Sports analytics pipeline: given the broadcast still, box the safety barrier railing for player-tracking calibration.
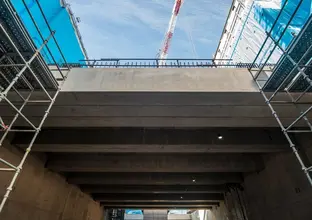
[62,58,274,69]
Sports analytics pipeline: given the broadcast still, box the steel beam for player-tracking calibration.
[48,153,264,173]
[67,172,242,185]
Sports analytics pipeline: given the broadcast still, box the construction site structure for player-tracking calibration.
[1,0,312,219]
[214,0,312,64]
[214,0,248,62]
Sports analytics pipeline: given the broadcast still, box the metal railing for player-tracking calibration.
[62,58,274,69]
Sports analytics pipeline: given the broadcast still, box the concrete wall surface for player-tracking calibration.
[0,140,104,220]
[62,68,257,92]
[243,136,312,220]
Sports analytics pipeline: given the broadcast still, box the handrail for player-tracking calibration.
[60,58,275,69]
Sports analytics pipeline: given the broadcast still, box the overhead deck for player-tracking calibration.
[1,0,312,210]
[2,64,310,209]
[1,0,312,212]
[2,67,312,127]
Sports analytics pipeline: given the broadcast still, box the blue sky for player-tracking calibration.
[67,0,232,59]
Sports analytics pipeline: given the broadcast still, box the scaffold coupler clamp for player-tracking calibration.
[0,117,8,131]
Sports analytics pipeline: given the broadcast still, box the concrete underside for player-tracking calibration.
[1,68,312,219]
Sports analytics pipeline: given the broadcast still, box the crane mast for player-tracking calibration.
[159,0,183,65]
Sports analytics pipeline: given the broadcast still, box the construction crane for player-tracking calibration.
[158,0,184,65]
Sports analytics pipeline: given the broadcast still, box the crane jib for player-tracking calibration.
[174,0,182,15]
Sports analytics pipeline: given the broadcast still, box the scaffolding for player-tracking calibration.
[0,0,69,213]
[248,0,312,185]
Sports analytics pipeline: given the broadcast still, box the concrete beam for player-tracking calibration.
[93,193,224,202]
[101,202,219,209]
[14,128,287,153]
[81,185,226,194]
[105,206,211,209]
[21,144,287,153]
[48,153,264,173]
[3,104,310,118]
[67,172,242,185]
[5,116,304,127]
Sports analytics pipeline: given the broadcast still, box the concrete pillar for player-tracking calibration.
[0,140,104,220]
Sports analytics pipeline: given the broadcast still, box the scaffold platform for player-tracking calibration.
[0,0,59,90]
